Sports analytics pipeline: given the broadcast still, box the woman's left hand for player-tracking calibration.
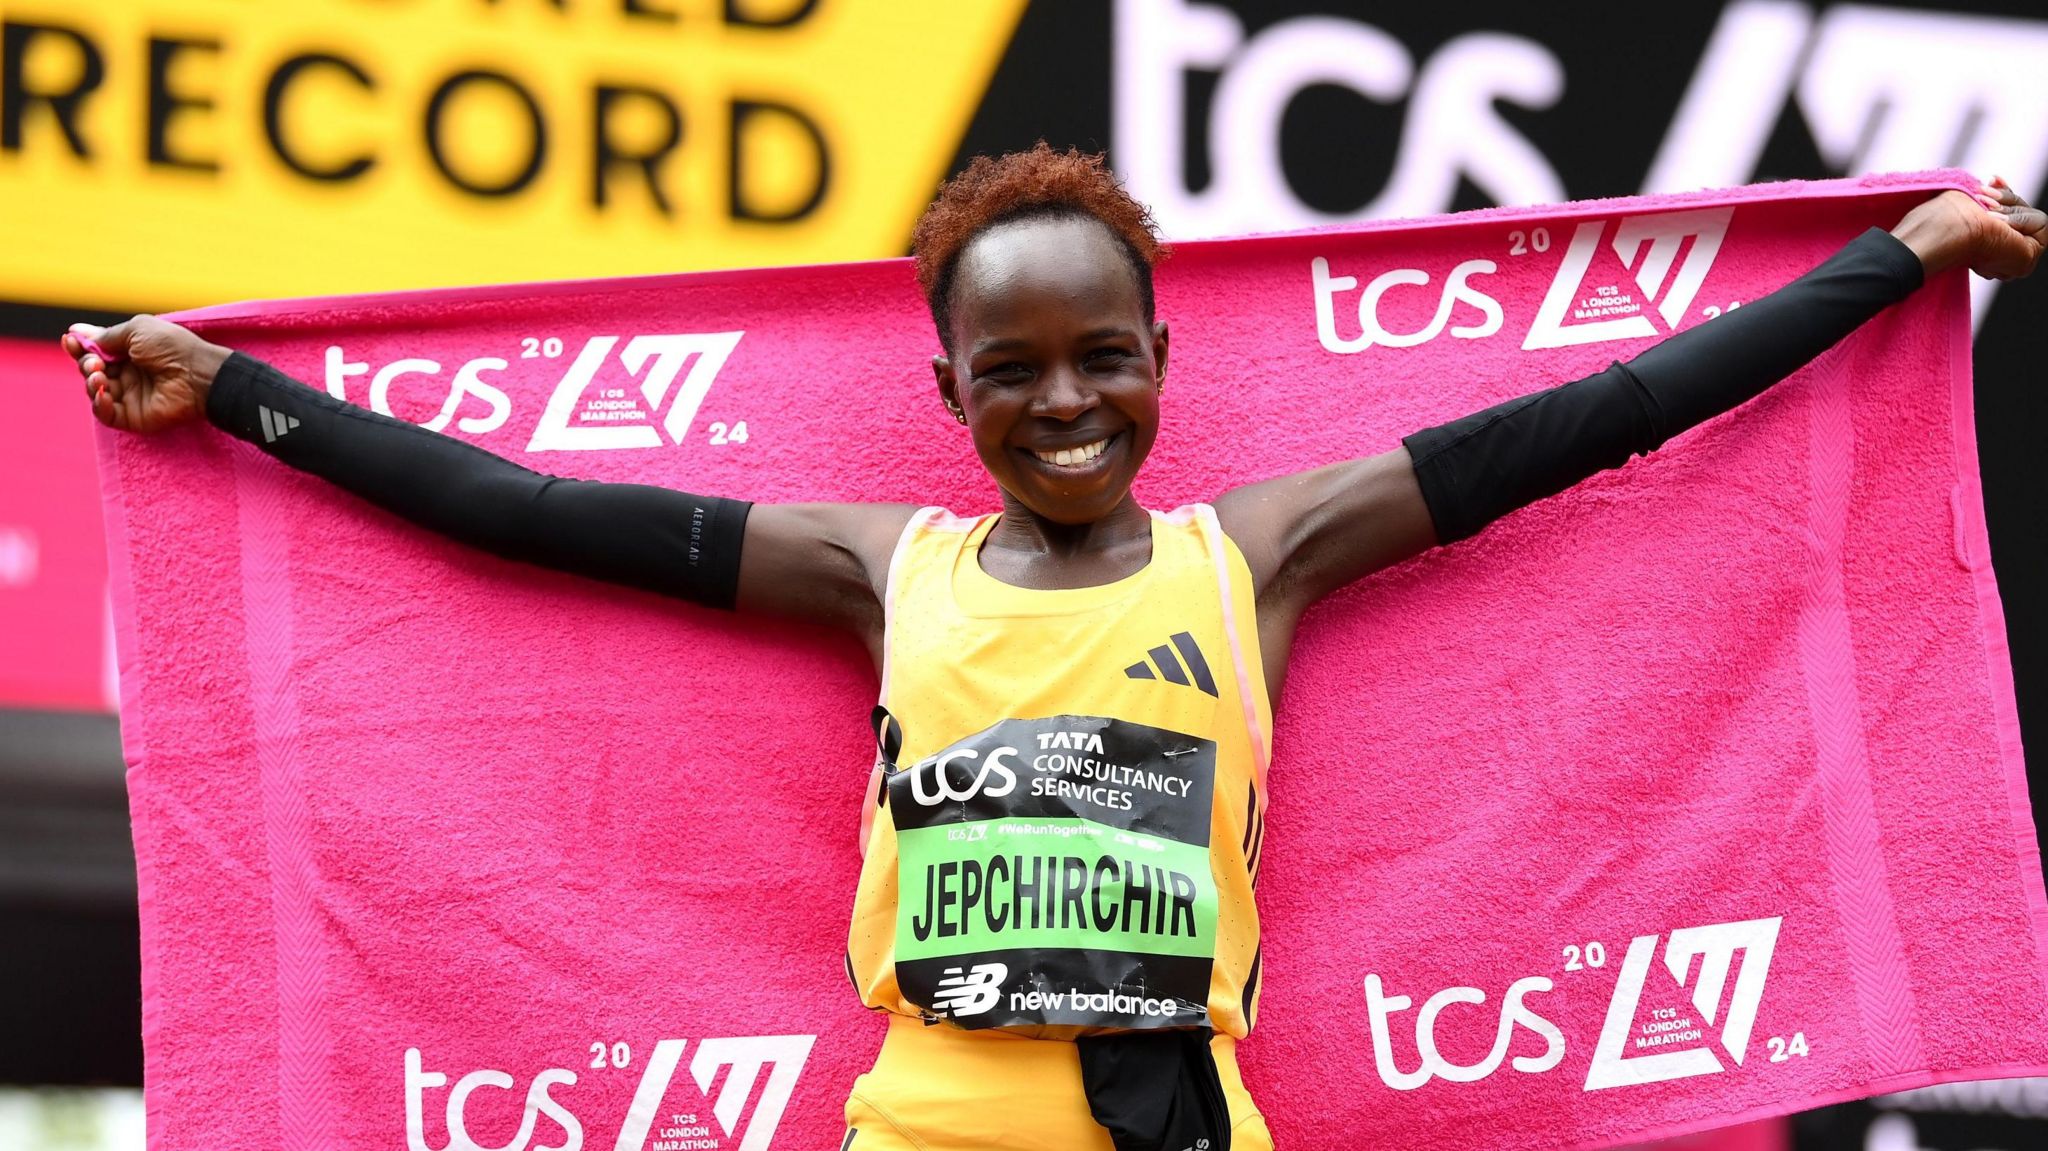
[1969,177,2046,279]
[1891,178,2044,280]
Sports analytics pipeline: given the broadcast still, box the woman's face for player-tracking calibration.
[934,215,1169,526]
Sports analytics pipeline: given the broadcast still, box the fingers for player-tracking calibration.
[62,330,99,379]
[93,368,147,431]
[67,332,112,418]
[89,375,118,429]
[64,323,127,391]
[1997,206,2043,235]
[79,315,153,361]
[61,323,138,426]
[93,318,135,356]
[1981,176,2029,208]
[1976,177,2017,209]
[106,362,135,405]
[1973,178,2044,248]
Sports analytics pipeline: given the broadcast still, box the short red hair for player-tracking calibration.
[911,142,1166,347]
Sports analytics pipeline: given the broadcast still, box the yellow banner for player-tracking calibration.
[0,0,1025,310]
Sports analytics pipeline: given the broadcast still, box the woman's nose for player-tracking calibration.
[1032,365,1097,420]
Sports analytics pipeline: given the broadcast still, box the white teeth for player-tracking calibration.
[1033,437,1110,467]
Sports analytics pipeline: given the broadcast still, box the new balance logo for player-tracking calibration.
[258,405,301,443]
[930,962,1007,1018]
[1124,631,1219,697]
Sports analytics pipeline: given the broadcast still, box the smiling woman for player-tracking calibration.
[936,214,1165,533]
[60,143,2045,1151]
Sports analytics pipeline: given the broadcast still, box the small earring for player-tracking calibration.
[948,405,966,424]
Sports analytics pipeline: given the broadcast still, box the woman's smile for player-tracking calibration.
[1023,430,1121,472]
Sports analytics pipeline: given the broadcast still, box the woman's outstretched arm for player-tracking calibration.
[65,318,911,637]
[1216,183,2043,700]
[1220,183,2044,607]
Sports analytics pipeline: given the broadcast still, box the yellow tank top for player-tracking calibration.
[848,505,1273,1039]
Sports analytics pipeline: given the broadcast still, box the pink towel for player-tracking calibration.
[99,173,2048,1151]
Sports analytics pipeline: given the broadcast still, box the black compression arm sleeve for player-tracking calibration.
[204,352,751,608]
[1401,226,1925,543]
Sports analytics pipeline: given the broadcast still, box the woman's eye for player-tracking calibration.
[1086,349,1133,366]
[979,362,1030,382]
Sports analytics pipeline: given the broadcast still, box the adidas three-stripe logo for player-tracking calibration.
[1124,631,1218,697]
[258,405,300,443]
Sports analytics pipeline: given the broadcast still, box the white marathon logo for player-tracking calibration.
[1362,915,1783,1093]
[930,962,1009,1017]
[404,1034,813,1151]
[1583,916,1781,1090]
[526,334,743,452]
[322,332,744,452]
[1521,208,1732,351]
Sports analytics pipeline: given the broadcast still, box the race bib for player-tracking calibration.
[888,714,1219,1031]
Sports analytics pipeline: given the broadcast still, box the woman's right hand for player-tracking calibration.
[60,316,233,434]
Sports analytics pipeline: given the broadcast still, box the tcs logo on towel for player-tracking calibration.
[404,1034,813,1151]
[1362,915,1783,1093]
[1310,207,1733,355]
[323,332,743,453]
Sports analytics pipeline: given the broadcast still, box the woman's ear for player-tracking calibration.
[933,354,967,424]
[1151,321,1170,387]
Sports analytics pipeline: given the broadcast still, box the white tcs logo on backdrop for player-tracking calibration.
[324,333,745,452]
[1311,207,1733,355]
[1115,0,1566,235]
[1117,0,2048,327]
[405,1034,813,1151]
[1644,2,2048,327]
[1363,916,1784,1093]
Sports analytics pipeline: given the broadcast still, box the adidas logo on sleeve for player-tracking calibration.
[1123,631,1218,697]
[258,405,301,443]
